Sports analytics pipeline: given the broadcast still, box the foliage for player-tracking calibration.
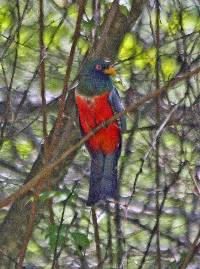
[0,0,200,268]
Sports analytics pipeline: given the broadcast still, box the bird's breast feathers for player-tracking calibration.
[75,91,121,154]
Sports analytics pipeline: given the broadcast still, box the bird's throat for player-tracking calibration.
[77,75,113,97]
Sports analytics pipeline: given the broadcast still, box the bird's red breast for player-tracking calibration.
[75,91,120,154]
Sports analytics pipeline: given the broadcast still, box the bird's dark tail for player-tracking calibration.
[86,149,120,206]
[86,152,104,206]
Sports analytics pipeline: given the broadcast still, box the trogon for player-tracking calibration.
[75,59,126,206]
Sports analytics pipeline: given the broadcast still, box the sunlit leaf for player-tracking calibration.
[118,33,142,60]
[67,3,78,19]
[161,56,179,79]
[168,11,180,35]
[0,5,12,31]
[27,241,40,253]
[134,48,156,69]
[162,132,180,147]
[16,140,33,159]
[78,37,89,55]
[182,10,200,33]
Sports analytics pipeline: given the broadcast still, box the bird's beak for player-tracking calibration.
[103,66,116,76]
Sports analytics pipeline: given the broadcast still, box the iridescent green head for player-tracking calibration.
[77,59,116,96]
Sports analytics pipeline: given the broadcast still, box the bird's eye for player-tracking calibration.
[95,64,102,71]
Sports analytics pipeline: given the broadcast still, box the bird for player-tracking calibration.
[75,59,126,206]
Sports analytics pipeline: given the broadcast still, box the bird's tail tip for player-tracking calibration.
[86,192,117,207]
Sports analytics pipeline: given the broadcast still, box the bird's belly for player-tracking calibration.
[76,92,120,154]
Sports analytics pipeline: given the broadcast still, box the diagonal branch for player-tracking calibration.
[179,228,200,269]
[0,66,199,209]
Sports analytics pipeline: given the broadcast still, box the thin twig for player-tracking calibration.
[13,2,69,122]
[179,228,200,269]
[137,162,186,269]
[106,202,113,267]
[126,100,183,208]
[155,1,161,267]
[91,207,102,268]
[39,0,48,148]
[0,0,30,60]
[51,183,77,269]
[0,0,21,148]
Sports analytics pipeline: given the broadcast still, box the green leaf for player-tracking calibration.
[78,37,89,55]
[27,241,40,253]
[39,191,57,201]
[16,140,33,159]
[0,140,12,158]
[168,11,180,35]
[0,5,12,31]
[47,77,63,92]
[71,231,90,249]
[118,33,142,60]
[45,223,67,250]
[134,48,156,69]
[161,56,179,79]
[82,18,95,31]
[68,3,78,19]
[162,132,180,147]
[119,5,129,17]
[182,10,200,33]
[47,224,57,250]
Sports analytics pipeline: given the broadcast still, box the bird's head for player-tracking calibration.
[78,59,116,96]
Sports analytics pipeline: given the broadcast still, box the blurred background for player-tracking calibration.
[0,0,200,268]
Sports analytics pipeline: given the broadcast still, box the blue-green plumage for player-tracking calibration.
[77,59,113,96]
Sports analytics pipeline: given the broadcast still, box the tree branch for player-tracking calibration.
[0,66,199,209]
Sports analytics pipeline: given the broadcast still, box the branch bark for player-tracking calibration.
[179,228,200,269]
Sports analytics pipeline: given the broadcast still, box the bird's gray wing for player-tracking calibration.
[108,86,126,132]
